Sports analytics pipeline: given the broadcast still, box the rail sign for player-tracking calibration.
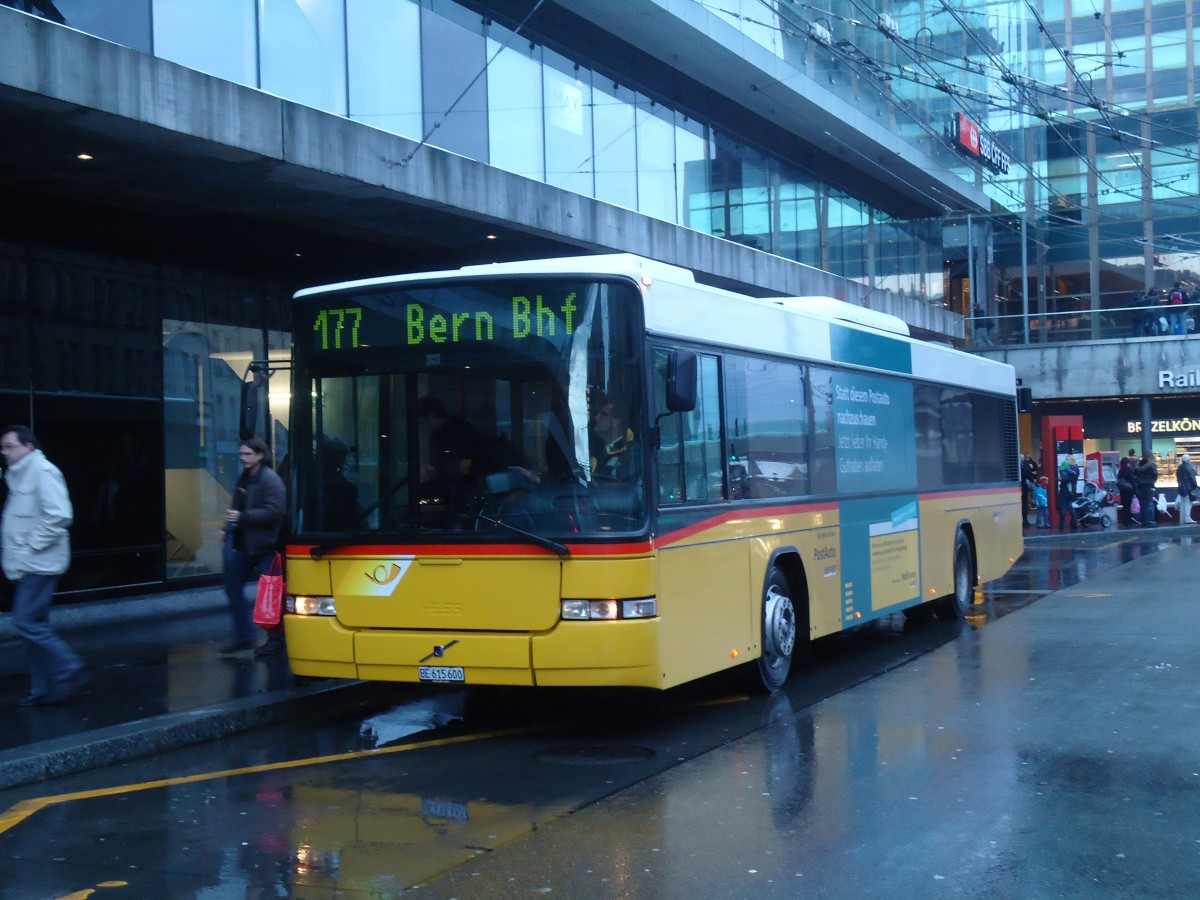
[948,113,1011,175]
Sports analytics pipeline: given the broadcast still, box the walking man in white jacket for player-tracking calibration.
[1,425,88,706]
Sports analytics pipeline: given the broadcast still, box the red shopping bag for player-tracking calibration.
[253,553,285,627]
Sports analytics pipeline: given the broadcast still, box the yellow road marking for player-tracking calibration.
[0,693,748,837]
[51,882,128,900]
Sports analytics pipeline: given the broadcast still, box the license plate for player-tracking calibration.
[419,665,465,683]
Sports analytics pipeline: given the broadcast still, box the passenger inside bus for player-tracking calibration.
[417,395,485,520]
[319,437,360,531]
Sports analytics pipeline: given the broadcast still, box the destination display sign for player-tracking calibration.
[303,281,621,358]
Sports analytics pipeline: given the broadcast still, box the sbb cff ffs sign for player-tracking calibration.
[948,113,1011,175]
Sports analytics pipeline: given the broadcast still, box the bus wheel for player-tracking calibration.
[756,564,797,692]
[934,531,973,621]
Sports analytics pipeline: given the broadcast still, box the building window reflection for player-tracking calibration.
[260,0,346,115]
[347,0,422,137]
[153,0,255,84]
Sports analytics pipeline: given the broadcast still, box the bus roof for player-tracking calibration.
[294,253,1013,394]
[293,253,693,299]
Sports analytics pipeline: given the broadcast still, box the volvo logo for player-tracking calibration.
[420,641,459,663]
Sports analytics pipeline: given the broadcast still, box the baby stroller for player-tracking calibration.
[1071,481,1115,529]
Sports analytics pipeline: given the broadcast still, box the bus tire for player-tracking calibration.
[934,531,974,621]
[754,564,798,692]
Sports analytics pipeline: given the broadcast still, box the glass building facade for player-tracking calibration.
[44,0,953,308]
[44,0,1198,335]
[713,0,1198,339]
[0,242,290,592]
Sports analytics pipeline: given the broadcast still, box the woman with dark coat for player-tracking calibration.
[1133,452,1159,527]
[220,439,286,654]
[1115,456,1135,526]
[1056,454,1080,530]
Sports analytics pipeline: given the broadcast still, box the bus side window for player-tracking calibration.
[734,356,807,499]
[654,349,723,503]
[807,366,837,494]
[683,354,723,501]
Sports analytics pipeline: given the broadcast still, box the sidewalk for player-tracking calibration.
[0,587,384,790]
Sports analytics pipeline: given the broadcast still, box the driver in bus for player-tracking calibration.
[589,388,637,482]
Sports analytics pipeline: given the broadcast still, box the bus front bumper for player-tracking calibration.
[283,615,663,689]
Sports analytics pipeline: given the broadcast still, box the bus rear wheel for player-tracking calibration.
[755,564,798,692]
[934,531,974,621]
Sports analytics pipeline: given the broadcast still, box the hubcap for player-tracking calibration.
[955,550,971,610]
[764,586,797,659]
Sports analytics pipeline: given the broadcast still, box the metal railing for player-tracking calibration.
[969,303,1198,348]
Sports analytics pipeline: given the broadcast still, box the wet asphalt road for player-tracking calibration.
[0,527,1194,898]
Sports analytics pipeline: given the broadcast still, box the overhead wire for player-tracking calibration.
[396,0,546,168]
[743,0,1198,261]
[799,0,1197,217]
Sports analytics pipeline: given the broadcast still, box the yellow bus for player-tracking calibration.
[282,254,1022,692]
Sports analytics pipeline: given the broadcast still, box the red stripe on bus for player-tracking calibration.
[286,541,654,558]
[657,501,837,547]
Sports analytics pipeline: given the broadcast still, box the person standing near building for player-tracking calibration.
[1134,451,1159,527]
[1176,453,1197,524]
[1115,455,1135,526]
[1034,476,1051,529]
[1,425,88,706]
[220,438,286,654]
[1056,454,1080,530]
[972,303,995,346]
[1020,453,1039,527]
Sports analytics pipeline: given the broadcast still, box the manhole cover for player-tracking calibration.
[535,745,656,766]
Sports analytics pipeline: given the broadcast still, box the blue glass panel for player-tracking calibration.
[543,49,592,196]
[636,97,676,223]
[153,0,254,83]
[675,116,709,228]
[420,2,487,160]
[593,79,637,208]
[347,0,421,138]
[58,0,151,52]
[487,29,544,180]
[260,0,346,115]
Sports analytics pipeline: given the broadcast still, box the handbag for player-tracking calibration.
[253,552,285,627]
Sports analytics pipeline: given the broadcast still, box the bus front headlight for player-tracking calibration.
[288,595,337,616]
[560,598,656,620]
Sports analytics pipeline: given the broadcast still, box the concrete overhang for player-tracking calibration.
[976,338,1200,401]
[0,5,961,337]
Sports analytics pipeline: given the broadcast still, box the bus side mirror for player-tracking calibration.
[666,350,697,412]
[239,376,259,441]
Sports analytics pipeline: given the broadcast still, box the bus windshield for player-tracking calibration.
[291,276,646,542]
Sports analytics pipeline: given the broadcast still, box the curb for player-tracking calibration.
[0,679,396,792]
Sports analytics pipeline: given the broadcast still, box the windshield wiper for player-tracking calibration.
[474,514,571,558]
[308,527,410,559]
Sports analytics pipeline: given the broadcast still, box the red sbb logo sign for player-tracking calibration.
[948,113,1010,175]
[957,114,981,154]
